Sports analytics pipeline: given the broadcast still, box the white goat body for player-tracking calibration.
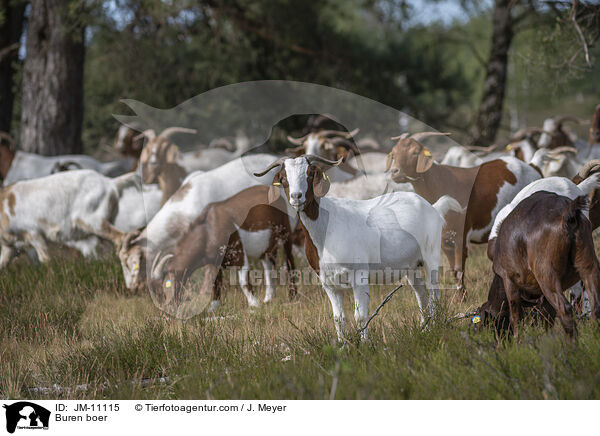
[5,151,135,184]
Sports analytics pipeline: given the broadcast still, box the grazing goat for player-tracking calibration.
[119,153,279,297]
[0,170,126,267]
[0,133,135,185]
[485,191,600,339]
[113,173,163,233]
[385,131,541,298]
[254,155,462,341]
[149,185,297,309]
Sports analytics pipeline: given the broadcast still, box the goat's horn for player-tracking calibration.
[554,115,587,127]
[452,309,478,320]
[547,146,578,156]
[463,144,500,154]
[391,132,410,141]
[287,134,309,145]
[253,157,288,177]
[121,229,142,250]
[409,132,451,142]
[151,252,174,280]
[134,129,156,141]
[317,128,359,139]
[578,159,600,179]
[159,127,197,138]
[306,155,343,167]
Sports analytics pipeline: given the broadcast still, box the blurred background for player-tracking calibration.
[1,0,598,156]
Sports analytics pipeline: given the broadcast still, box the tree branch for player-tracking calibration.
[358,284,403,333]
[570,0,592,67]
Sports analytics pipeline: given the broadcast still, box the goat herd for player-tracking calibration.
[1,105,600,343]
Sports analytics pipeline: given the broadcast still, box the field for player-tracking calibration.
[2,241,600,401]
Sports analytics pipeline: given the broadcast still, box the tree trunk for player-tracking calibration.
[20,0,85,155]
[0,0,26,133]
[471,0,514,146]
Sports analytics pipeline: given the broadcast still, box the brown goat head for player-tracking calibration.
[385,132,450,183]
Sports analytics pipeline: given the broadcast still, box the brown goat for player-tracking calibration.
[148,185,297,309]
[485,191,600,339]
[386,131,541,298]
[114,124,145,159]
[138,128,195,205]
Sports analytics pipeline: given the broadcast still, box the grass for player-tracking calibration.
[2,242,600,400]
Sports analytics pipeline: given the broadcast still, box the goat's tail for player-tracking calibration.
[432,195,464,222]
[577,172,600,196]
[113,172,142,196]
[563,195,589,233]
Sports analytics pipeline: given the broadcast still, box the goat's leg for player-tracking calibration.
[26,233,50,264]
[207,268,222,313]
[503,278,522,340]
[539,279,576,339]
[424,257,441,316]
[322,280,346,343]
[238,254,259,308]
[406,270,429,326]
[352,284,370,342]
[283,240,297,301]
[0,244,15,269]
[579,268,600,329]
[261,257,276,303]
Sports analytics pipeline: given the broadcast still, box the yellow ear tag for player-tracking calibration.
[505,144,512,151]
[165,279,172,288]
[472,315,481,324]
[323,173,330,182]
[133,263,139,271]
[423,149,431,157]
[272,182,281,186]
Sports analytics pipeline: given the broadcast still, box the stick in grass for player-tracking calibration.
[358,284,403,333]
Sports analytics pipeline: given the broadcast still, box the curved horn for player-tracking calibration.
[0,131,15,151]
[306,155,343,167]
[134,129,156,142]
[317,127,359,139]
[451,309,478,320]
[409,131,451,142]
[151,252,174,280]
[554,115,587,127]
[391,132,410,141]
[578,159,600,179]
[120,229,142,252]
[159,127,197,138]
[462,143,500,154]
[547,146,578,156]
[287,134,309,145]
[253,157,288,177]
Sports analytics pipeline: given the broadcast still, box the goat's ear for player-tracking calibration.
[416,148,433,173]
[312,167,330,197]
[268,173,282,203]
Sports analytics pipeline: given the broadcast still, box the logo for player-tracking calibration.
[3,402,50,434]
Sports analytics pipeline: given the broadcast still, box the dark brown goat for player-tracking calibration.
[147,185,297,309]
[483,191,600,339]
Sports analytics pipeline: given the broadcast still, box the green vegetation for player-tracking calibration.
[2,243,600,400]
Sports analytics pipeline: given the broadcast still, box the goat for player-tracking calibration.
[137,127,199,205]
[149,185,297,310]
[0,133,135,185]
[254,155,462,341]
[0,169,126,267]
[114,123,145,159]
[537,115,587,151]
[385,131,541,298]
[484,192,600,339]
[112,173,163,233]
[118,153,280,297]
